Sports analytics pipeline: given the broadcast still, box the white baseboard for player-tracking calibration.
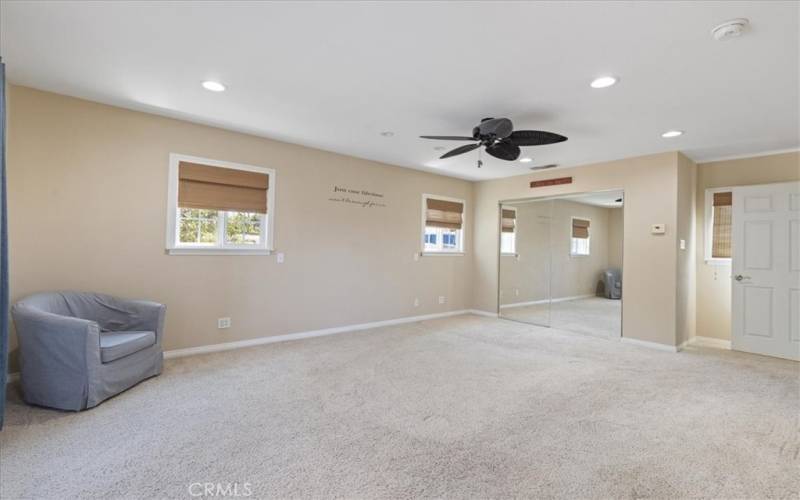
[164,309,472,359]
[620,337,679,352]
[499,294,595,310]
[690,336,732,350]
[468,309,498,318]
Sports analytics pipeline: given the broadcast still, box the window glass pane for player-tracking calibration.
[501,232,515,254]
[571,237,590,255]
[225,211,262,245]
[442,230,457,248]
[424,227,438,251]
[179,208,218,245]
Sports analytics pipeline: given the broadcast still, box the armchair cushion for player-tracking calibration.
[100,331,155,363]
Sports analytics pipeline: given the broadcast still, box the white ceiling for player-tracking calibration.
[1,1,798,180]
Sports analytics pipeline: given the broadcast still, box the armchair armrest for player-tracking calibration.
[11,305,101,410]
[119,299,166,345]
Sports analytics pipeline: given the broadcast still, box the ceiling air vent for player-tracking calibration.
[530,164,558,171]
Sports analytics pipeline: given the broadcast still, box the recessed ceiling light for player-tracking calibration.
[661,130,684,138]
[380,131,394,137]
[519,157,533,163]
[590,76,618,89]
[201,81,226,92]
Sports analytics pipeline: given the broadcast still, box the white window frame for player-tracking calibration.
[166,153,276,255]
[500,206,517,256]
[421,193,466,256]
[569,216,591,257]
[704,186,733,265]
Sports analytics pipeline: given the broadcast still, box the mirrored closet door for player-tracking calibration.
[498,191,624,339]
[498,198,553,327]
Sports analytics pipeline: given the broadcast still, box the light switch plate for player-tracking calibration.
[680,239,686,250]
[276,252,285,263]
[218,317,231,329]
[651,224,666,234]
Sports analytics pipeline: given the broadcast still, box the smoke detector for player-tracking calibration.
[711,18,749,41]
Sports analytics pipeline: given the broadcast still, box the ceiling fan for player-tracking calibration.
[421,117,567,167]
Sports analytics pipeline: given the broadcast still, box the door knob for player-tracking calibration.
[734,274,751,282]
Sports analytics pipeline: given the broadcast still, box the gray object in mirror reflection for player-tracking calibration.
[11,291,165,411]
[603,269,622,299]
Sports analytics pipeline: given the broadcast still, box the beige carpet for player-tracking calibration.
[2,314,798,499]
[501,296,622,338]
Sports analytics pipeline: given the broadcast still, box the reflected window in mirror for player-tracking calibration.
[501,207,517,255]
[570,217,591,256]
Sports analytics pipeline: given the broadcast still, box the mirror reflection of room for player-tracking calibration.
[499,190,623,338]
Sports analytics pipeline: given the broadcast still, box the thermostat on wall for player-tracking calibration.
[651,224,666,234]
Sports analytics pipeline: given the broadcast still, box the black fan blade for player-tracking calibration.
[477,118,513,139]
[486,141,521,161]
[440,143,480,159]
[420,135,475,141]
[508,130,568,146]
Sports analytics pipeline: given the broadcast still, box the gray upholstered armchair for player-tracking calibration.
[11,291,165,411]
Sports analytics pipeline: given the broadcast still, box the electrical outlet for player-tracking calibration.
[515,288,519,297]
[276,252,285,264]
[413,297,420,307]
[438,296,446,304]
[218,317,231,329]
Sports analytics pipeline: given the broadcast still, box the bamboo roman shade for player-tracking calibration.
[501,209,516,233]
[572,218,590,239]
[712,191,732,258]
[178,161,269,214]
[425,198,464,230]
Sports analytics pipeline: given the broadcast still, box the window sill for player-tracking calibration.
[421,252,465,257]
[167,247,272,256]
[570,253,590,258]
[501,253,518,257]
[705,258,731,266]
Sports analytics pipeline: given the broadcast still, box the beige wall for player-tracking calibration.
[695,151,800,340]
[499,199,614,305]
[608,207,623,270]
[12,85,792,356]
[6,86,474,364]
[474,152,682,347]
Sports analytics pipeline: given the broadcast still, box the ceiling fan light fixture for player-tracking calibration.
[590,76,618,89]
[519,157,533,163]
[661,130,684,138]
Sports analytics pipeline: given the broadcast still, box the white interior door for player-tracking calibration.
[731,181,800,361]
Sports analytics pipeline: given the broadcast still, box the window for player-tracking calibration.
[570,217,590,256]
[705,188,732,262]
[422,195,465,254]
[167,154,275,255]
[500,207,516,255]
